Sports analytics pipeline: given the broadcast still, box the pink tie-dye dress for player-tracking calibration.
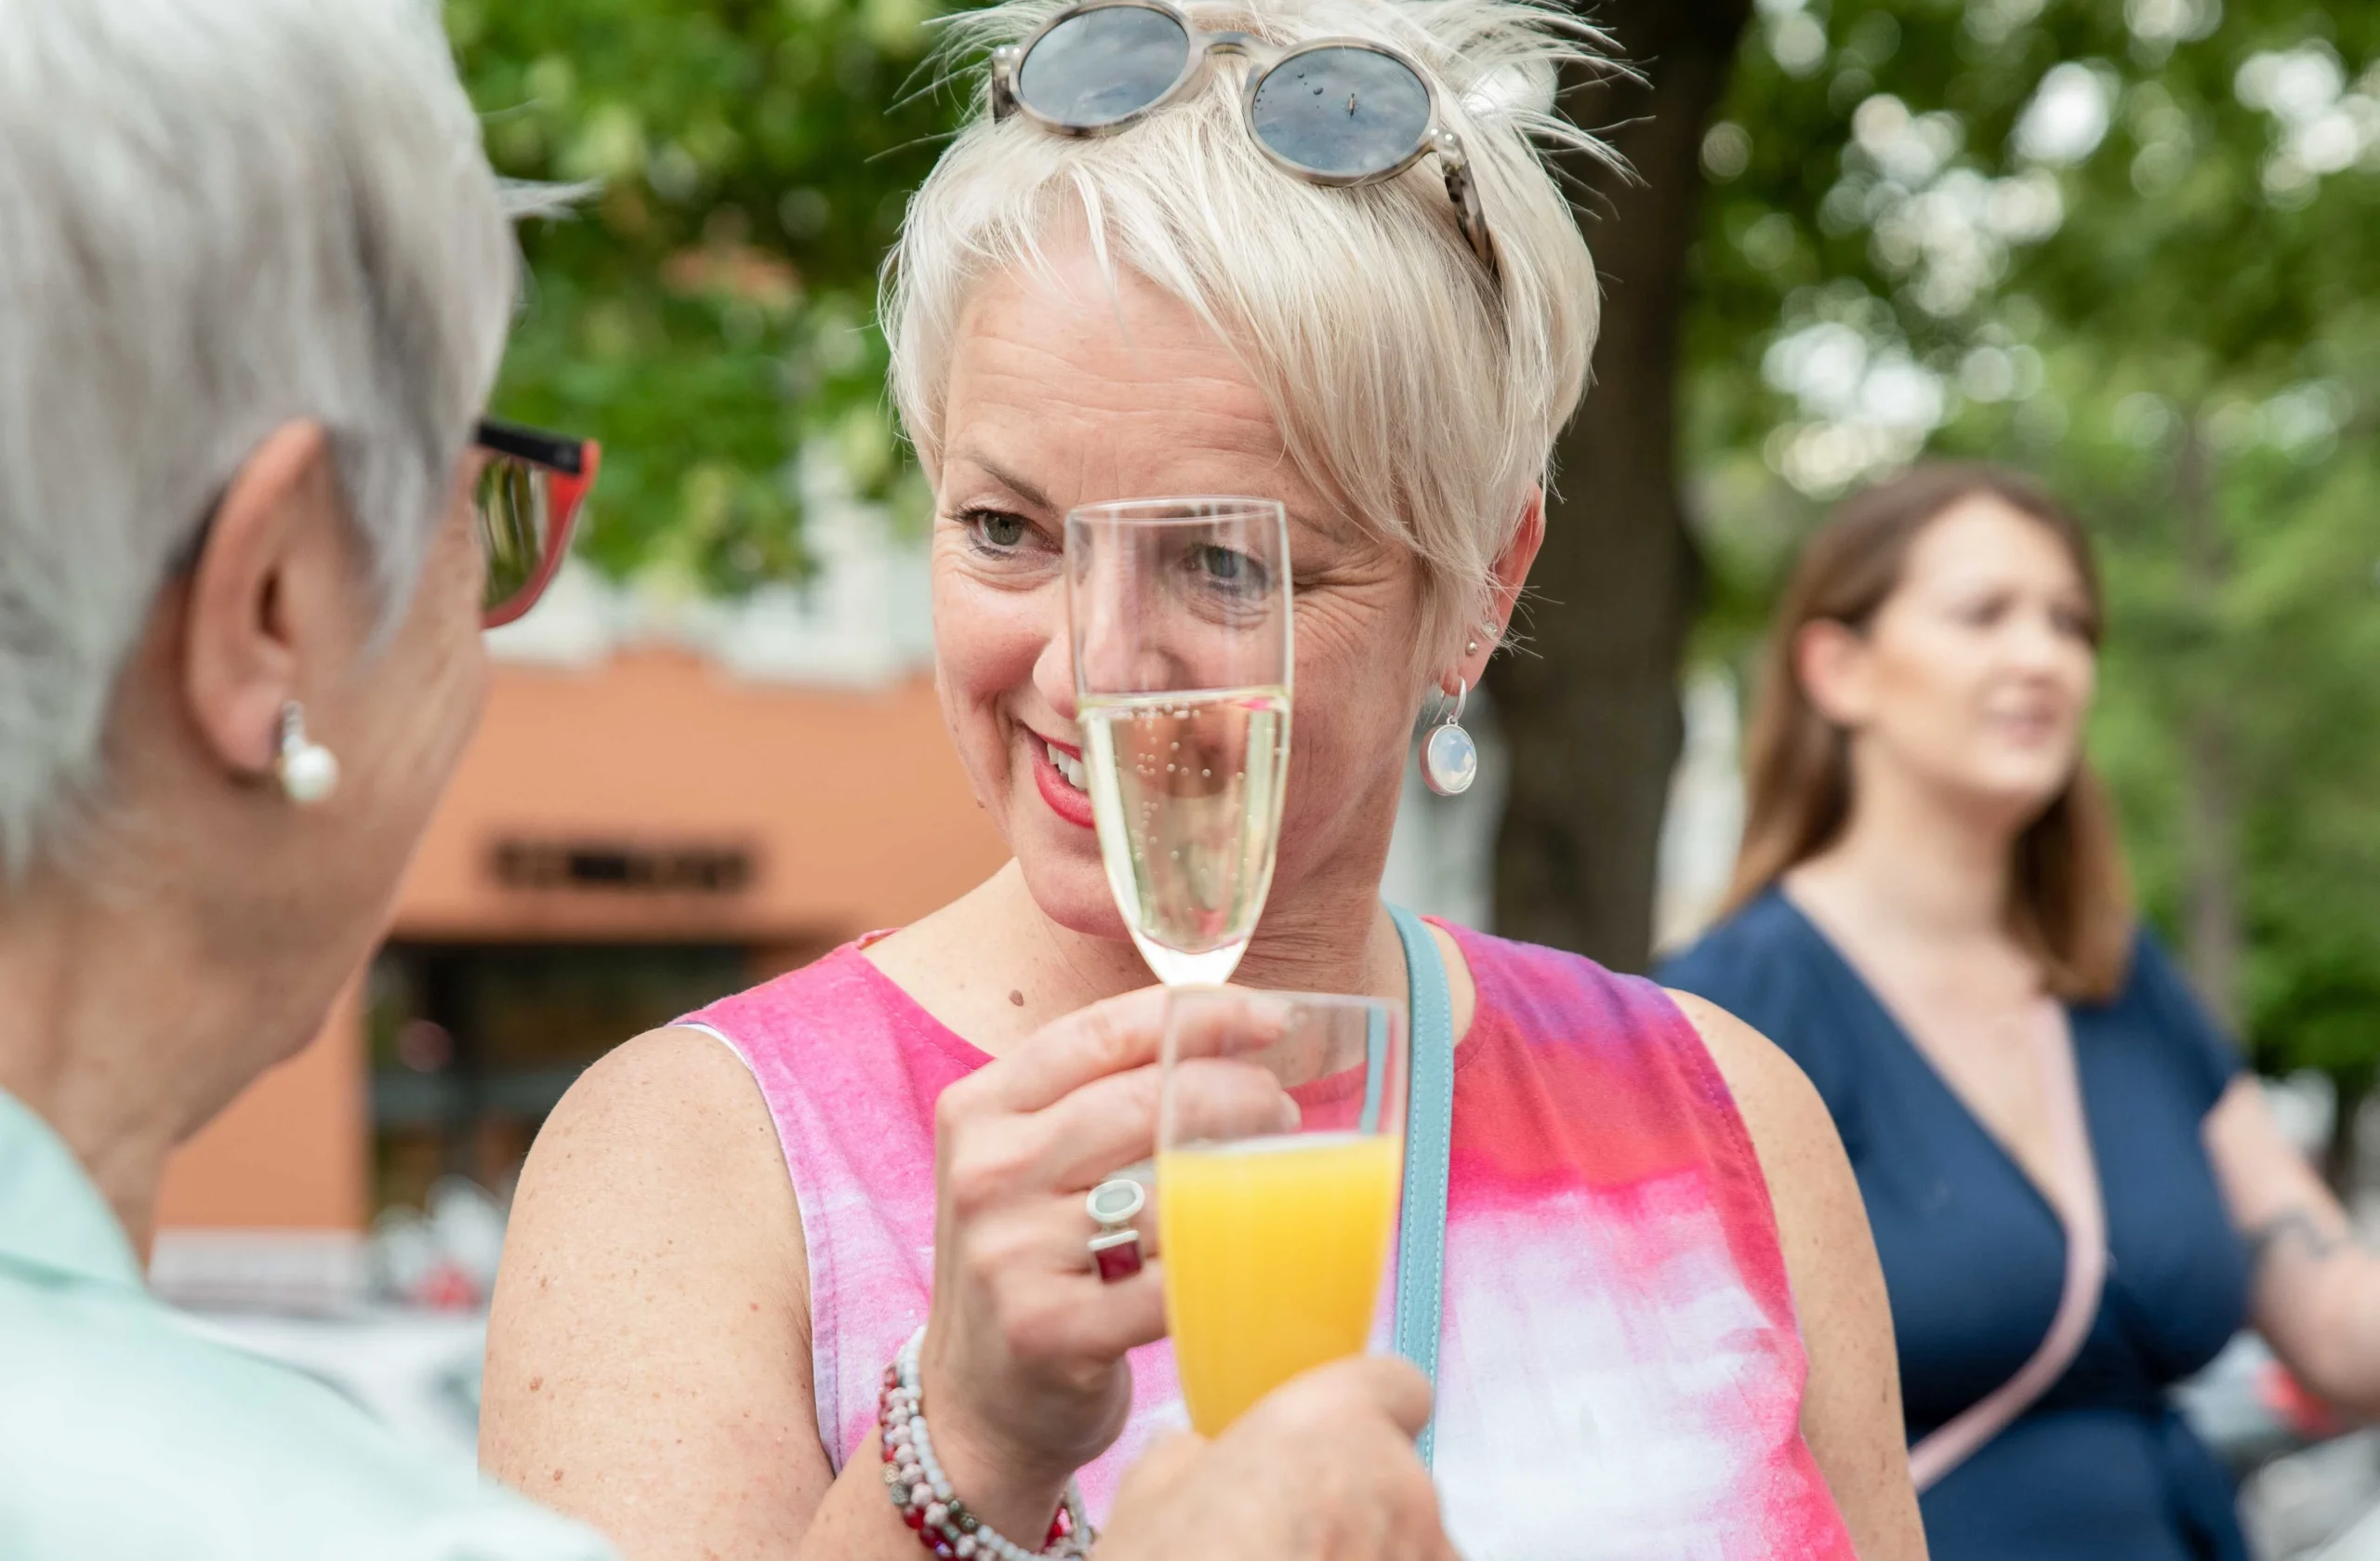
[680,919,1854,1559]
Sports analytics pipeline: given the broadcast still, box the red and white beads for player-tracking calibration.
[878,1327,1092,1561]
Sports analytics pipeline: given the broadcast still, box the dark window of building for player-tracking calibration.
[364,942,785,1215]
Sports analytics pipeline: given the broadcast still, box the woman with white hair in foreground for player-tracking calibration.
[0,0,1452,1556]
[482,0,1929,1556]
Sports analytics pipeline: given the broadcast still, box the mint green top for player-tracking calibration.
[0,1088,615,1560]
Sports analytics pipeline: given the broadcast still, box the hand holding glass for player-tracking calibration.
[1157,988,1408,1434]
[1067,498,1293,986]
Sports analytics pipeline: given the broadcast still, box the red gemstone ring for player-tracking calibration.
[1086,1178,1146,1283]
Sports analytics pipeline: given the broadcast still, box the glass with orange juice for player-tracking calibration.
[1157,989,1408,1434]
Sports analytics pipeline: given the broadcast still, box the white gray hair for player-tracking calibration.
[884,0,1607,681]
[0,0,522,877]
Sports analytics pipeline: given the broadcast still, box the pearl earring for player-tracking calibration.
[273,701,340,805]
[1421,677,1478,797]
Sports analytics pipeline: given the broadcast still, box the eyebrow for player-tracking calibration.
[943,443,1354,550]
[946,448,1056,516]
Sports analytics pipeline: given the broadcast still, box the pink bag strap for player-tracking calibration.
[1907,1004,2106,1492]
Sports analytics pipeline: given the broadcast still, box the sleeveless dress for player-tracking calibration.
[681,919,1854,1559]
[1661,889,2251,1561]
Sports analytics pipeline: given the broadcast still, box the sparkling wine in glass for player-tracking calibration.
[1067,497,1293,986]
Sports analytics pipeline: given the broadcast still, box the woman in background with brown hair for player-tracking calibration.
[1663,462,2380,1561]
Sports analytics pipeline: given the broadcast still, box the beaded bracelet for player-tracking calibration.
[879,1327,1094,1561]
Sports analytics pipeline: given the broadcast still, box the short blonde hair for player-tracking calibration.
[883,0,1606,679]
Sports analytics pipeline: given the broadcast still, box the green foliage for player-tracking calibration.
[445,0,957,593]
[446,0,2380,1081]
[1687,0,2380,1078]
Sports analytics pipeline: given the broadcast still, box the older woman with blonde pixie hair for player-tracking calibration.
[0,0,1459,1554]
[481,0,1926,1555]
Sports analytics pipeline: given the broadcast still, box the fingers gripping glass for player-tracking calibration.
[990,0,1495,274]
[475,419,600,628]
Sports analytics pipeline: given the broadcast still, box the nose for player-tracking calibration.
[1035,599,1078,726]
[2003,602,2086,681]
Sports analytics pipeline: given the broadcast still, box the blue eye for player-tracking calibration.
[1190,544,1268,592]
[956,507,1034,553]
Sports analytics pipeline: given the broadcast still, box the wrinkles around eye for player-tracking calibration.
[945,506,1059,570]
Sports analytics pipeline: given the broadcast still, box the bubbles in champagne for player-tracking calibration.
[1081,687,1291,986]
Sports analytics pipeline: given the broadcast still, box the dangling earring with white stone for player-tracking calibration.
[1421,677,1478,797]
[273,701,340,805]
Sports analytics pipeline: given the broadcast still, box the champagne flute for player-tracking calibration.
[1157,988,1409,1434]
[1066,497,1293,986]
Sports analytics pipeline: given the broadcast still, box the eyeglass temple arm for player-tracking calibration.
[1433,129,1497,276]
[990,46,1021,120]
[477,417,588,475]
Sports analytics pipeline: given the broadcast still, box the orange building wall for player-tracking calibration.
[157,653,1008,1232]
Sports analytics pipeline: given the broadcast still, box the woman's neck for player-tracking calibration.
[1789,762,2018,948]
[0,871,262,1260]
[871,850,1408,1059]
[0,897,168,1256]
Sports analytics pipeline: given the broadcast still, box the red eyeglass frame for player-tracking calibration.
[475,417,602,629]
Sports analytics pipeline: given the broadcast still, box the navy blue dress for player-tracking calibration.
[1660,888,2253,1561]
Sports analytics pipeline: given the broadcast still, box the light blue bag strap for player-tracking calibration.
[1386,903,1454,1470]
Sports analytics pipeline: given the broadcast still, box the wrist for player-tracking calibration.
[887,1330,1089,1557]
[921,1409,1075,1544]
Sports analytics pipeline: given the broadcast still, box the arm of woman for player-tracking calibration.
[480,1028,900,1560]
[1670,991,1930,1561]
[2206,1075,2380,1416]
[483,990,1298,1561]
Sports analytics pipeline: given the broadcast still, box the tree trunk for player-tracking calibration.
[2175,417,2242,1030]
[1488,0,1752,971]
[2325,1067,2369,1197]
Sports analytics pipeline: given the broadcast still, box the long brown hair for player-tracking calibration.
[1723,463,2134,1001]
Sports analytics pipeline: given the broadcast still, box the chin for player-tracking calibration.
[1959,766,2077,828]
[1014,846,1132,943]
[1004,793,1131,940]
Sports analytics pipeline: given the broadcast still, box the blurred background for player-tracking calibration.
[153,0,2380,1553]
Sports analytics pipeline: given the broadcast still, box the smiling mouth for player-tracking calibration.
[1991,709,2065,740]
[1043,737,1088,790]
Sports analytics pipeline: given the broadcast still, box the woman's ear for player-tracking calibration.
[179,420,346,780]
[1794,617,1872,731]
[1449,488,1545,692]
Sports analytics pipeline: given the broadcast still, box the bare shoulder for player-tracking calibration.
[1665,990,1928,1560]
[1663,987,1865,1330]
[492,1025,804,1293]
[481,1026,826,1554]
[524,1024,790,1191]
[1665,989,1841,1195]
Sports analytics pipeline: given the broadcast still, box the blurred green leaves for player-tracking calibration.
[446,0,959,593]
[1685,0,2380,1078]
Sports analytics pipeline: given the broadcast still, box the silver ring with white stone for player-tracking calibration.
[1085,1178,1146,1283]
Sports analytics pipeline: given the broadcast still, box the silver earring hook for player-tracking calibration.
[1442,676,1468,727]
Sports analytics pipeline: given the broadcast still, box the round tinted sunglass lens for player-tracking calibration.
[1250,46,1432,179]
[1017,5,1191,128]
[476,459,549,615]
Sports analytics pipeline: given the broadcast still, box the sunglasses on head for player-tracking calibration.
[473,418,600,628]
[990,0,1496,275]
